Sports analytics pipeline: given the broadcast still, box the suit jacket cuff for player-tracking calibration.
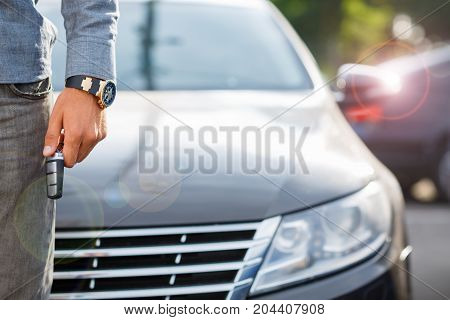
[65,38,116,81]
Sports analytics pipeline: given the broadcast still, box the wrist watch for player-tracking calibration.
[65,75,117,109]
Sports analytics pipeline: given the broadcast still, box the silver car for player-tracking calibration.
[39,0,409,300]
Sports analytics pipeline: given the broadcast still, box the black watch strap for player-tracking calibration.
[65,75,104,96]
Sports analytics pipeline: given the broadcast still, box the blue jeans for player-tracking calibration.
[0,79,55,299]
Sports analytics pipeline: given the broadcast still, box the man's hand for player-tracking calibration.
[42,88,107,167]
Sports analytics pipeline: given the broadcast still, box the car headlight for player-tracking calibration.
[250,181,391,295]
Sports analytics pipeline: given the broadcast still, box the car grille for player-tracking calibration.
[51,217,280,299]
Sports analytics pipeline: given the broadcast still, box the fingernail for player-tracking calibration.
[43,146,52,155]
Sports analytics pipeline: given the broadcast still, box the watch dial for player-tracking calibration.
[102,81,117,107]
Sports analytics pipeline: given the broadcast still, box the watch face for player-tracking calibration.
[101,81,117,107]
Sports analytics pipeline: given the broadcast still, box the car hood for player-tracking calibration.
[56,90,376,229]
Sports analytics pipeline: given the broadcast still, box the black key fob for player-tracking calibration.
[46,150,64,199]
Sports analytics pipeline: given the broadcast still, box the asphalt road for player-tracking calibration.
[405,202,450,299]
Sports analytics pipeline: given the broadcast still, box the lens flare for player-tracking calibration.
[380,70,403,94]
[353,41,430,121]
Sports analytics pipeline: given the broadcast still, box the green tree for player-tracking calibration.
[339,0,392,65]
[272,0,449,76]
[272,0,343,75]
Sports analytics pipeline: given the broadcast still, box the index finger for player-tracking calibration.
[63,133,82,168]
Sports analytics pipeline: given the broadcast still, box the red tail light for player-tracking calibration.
[345,104,383,123]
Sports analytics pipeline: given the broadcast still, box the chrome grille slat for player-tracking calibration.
[54,258,262,280]
[55,223,261,239]
[51,280,252,300]
[51,217,281,299]
[54,239,268,258]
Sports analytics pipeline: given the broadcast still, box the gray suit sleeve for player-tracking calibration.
[61,0,119,80]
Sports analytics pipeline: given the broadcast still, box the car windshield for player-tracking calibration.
[45,1,313,91]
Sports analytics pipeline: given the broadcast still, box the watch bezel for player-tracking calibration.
[99,80,117,108]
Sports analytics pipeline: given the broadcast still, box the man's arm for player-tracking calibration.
[43,0,119,167]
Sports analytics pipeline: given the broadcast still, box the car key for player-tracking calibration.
[46,149,64,199]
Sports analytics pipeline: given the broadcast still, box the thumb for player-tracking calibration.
[43,111,63,157]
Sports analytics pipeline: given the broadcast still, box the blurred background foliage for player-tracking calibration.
[271,0,450,76]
